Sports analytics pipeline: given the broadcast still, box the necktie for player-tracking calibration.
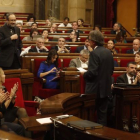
[130,77,134,84]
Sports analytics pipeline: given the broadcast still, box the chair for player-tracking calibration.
[3,78,38,116]
[63,58,72,68]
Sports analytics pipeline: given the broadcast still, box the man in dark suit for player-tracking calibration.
[126,39,140,54]
[67,21,83,38]
[51,37,70,53]
[110,22,126,35]
[0,13,23,70]
[116,62,140,84]
[29,38,48,53]
[75,37,92,53]
[83,30,114,126]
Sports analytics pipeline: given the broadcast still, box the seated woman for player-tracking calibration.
[68,31,78,42]
[107,40,118,55]
[114,31,127,43]
[0,68,26,136]
[37,50,60,89]
[77,19,84,27]
[42,29,49,42]
[135,52,140,68]
[25,14,36,26]
[22,28,40,41]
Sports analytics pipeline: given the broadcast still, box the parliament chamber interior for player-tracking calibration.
[0,0,140,140]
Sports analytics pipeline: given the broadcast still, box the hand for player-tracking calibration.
[50,67,57,73]
[40,46,49,51]
[64,47,69,53]
[88,45,93,52]
[10,83,18,98]
[136,72,140,81]
[11,34,18,40]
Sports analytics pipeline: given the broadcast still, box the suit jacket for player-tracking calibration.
[83,46,114,98]
[51,46,70,53]
[110,29,126,35]
[67,29,83,34]
[69,57,88,68]
[126,49,139,54]
[75,46,87,53]
[0,24,22,67]
[116,73,129,83]
[29,46,48,53]
[116,73,140,85]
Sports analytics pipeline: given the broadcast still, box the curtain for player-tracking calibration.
[106,0,114,27]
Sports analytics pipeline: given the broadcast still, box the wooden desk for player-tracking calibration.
[51,116,140,140]
[0,130,31,140]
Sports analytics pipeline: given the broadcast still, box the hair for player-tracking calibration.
[108,39,115,44]
[64,17,69,21]
[78,18,84,23]
[58,37,66,42]
[16,23,22,26]
[80,49,90,55]
[36,37,44,42]
[89,30,104,45]
[135,52,140,56]
[94,24,102,31]
[115,31,125,42]
[30,28,40,37]
[6,13,15,20]
[115,22,122,29]
[31,22,38,27]
[72,21,78,25]
[27,15,36,22]
[0,67,3,76]
[127,61,136,67]
[46,49,58,67]
[42,29,48,34]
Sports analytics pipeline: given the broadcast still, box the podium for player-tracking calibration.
[113,87,140,131]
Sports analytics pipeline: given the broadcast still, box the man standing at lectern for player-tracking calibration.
[83,30,114,126]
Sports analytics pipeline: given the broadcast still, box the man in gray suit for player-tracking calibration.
[69,50,89,68]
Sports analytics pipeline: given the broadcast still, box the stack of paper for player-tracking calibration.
[36,117,52,124]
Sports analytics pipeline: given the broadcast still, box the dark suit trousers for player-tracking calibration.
[96,97,108,126]
[2,54,21,70]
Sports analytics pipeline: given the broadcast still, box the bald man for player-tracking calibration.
[0,13,23,70]
[126,39,140,54]
[29,38,48,53]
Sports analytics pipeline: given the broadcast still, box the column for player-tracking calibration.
[68,0,86,21]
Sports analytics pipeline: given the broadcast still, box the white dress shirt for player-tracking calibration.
[126,74,135,84]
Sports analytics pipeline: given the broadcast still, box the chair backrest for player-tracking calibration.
[3,78,25,108]
[63,58,72,68]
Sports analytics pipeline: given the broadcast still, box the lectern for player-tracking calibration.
[113,86,140,132]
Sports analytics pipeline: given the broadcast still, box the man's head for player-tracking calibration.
[50,23,58,32]
[89,30,104,49]
[63,17,70,26]
[72,21,78,30]
[70,31,77,39]
[113,23,121,32]
[133,39,140,51]
[27,15,36,22]
[84,37,90,48]
[6,13,16,27]
[58,37,66,48]
[126,62,137,77]
[31,22,38,29]
[36,38,45,49]
[45,19,51,26]
[79,50,89,63]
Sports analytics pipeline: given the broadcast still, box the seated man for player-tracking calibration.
[16,23,24,33]
[45,19,51,27]
[51,37,70,53]
[126,39,140,54]
[110,23,126,35]
[69,49,89,68]
[31,22,38,29]
[116,62,140,84]
[49,23,60,33]
[29,38,48,53]
[58,17,72,27]
[67,21,83,38]
[75,37,91,53]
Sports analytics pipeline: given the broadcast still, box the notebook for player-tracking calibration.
[67,120,103,131]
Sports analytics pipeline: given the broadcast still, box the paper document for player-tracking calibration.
[77,67,87,72]
[36,117,52,124]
